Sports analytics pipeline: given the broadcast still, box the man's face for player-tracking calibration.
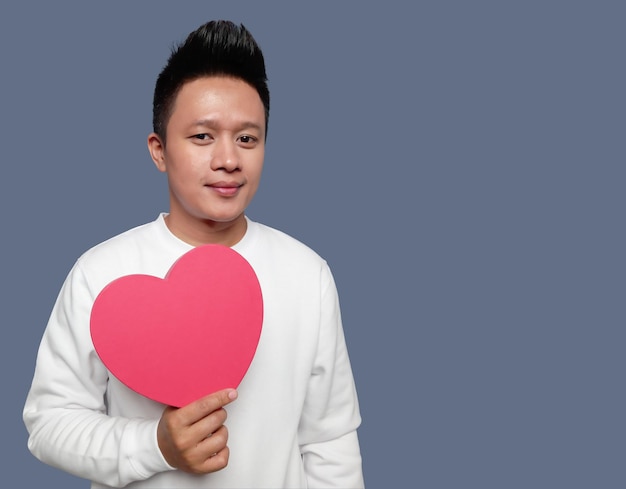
[148,76,266,244]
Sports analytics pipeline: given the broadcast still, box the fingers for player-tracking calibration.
[178,389,238,426]
[192,405,227,439]
[196,446,230,474]
[197,425,229,456]
[180,426,231,474]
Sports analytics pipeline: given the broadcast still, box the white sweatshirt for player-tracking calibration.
[23,215,363,488]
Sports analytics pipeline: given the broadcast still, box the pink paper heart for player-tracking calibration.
[90,244,263,407]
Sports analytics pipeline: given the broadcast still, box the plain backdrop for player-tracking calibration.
[2,1,625,487]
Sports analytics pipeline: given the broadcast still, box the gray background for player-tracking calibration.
[2,1,624,487]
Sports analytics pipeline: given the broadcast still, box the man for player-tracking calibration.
[23,20,364,488]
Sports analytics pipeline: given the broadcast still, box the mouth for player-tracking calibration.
[206,181,243,196]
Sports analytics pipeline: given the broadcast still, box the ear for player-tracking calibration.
[147,133,167,172]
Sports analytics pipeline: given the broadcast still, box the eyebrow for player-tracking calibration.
[190,118,264,133]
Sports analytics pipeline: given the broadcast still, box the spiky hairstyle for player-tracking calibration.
[152,20,270,141]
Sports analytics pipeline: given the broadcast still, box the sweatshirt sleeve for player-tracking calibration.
[23,262,174,488]
[298,264,365,488]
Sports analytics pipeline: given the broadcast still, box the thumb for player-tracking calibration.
[182,388,238,424]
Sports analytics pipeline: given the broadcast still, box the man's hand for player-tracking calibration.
[157,389,238,474]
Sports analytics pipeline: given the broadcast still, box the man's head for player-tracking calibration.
[152,20,270,143]
[147,20,269,246]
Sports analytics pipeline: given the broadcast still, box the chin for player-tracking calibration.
[199,212,245,225]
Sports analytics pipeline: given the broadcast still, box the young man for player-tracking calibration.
[23,20,364,488]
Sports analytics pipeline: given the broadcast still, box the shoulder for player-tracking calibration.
[241,220,335,291]
[247,220,327,265]
[77,220,157,267]
[71,217,181,293]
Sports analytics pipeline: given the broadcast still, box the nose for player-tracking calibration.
[210,138,240,172]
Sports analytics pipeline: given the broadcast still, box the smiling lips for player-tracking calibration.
[207,181,242,196]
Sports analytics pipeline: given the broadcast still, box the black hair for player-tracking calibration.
[152,20,270,141]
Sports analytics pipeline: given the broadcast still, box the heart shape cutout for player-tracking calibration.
[90,244,263,407]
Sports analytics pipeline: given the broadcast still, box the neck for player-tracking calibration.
[164,212,247,247]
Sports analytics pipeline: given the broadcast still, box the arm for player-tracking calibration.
[299,264,364,488]
[23,263,173,488]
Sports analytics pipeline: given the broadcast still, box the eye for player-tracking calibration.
[191,133,213,142]
[238,135,258,147]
